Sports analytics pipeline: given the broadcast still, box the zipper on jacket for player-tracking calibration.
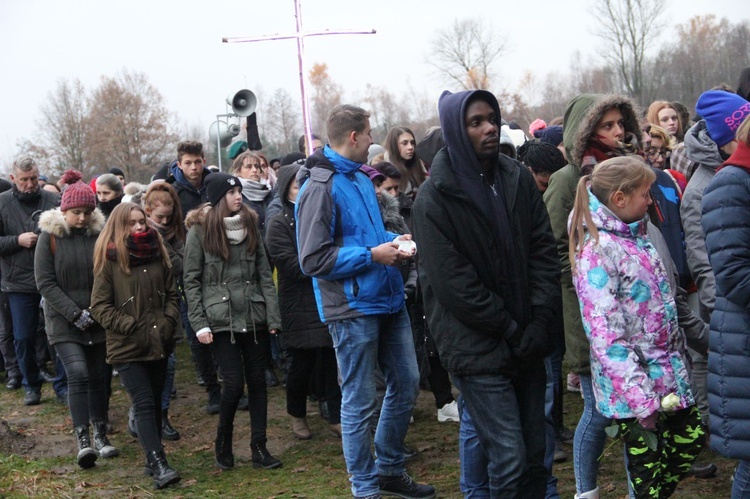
[118,296,135,310]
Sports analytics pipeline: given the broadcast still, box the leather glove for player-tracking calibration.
[73,309,95,331]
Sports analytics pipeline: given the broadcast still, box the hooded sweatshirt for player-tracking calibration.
[412,90,560,375]
[543,94,642,375]
[679,120,725,322]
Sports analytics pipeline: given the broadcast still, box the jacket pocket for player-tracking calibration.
[249,292,267,325]
[203,293,231,329]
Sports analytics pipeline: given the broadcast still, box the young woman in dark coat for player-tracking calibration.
[265,164,342,439]
[90,203,181,489]
[183,173,282,471]
[34,170,117,469]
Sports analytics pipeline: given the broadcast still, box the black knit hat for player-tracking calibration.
[204,172,241,206]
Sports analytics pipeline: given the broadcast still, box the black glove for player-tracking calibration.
[509,307,554,359]
[514,320,551,358]
[73,309,94,331]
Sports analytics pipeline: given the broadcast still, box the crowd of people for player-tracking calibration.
[2,68,750,499]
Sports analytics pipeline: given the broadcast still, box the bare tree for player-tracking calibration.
[36,78,89,176]
[428,18,507,91]
[308,63,342,136]
[86,70,178,182]
[259,87,301,155]
[593,0,666,104]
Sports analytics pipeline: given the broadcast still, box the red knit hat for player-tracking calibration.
[60,170,96,211]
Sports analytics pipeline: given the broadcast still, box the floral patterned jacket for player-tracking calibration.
[573,190,694,420]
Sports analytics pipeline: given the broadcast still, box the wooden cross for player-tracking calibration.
[223,0,376,155]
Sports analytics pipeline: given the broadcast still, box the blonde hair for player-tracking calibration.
[645,124,673,151]
[93,202,171,275]
[568,156,655,272]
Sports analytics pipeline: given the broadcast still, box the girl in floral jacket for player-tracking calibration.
[569,156,702,499]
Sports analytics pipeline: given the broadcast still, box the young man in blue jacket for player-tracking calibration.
[295,104,434,499]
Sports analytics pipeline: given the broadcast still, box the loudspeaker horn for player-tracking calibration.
[208,120,240,148]
[226,89,257,117]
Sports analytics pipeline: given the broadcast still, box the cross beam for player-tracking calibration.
[223,0,376,155]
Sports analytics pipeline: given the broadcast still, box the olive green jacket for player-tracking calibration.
[90,257,180,365]
[543,94,642,374]
[183,209,281,339]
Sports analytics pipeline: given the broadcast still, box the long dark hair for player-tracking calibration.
[201,195,259,261]
[383,126,426,193]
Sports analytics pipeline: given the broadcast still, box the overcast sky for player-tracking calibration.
[0,0,744,169]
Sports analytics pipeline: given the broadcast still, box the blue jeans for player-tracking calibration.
[573,373,611,494]
[453,361,547,499]
[328,307,420,498]
[734,460,750,498]
[8,292,42,389]
[457,395,489,498]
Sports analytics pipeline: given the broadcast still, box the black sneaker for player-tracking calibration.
[39,369,55,384]
[23,388,41,406]
[379,472,435,498]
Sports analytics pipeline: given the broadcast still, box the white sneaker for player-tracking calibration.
[437,400,460,422]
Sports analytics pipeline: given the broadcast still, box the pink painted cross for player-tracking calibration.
[223,0,376,154]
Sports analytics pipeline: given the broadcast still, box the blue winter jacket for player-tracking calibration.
[295,145,404,323]
[702,164,750,460]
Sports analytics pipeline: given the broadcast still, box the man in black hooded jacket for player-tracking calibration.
[412,90,560,498]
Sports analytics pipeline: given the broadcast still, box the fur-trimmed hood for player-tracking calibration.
[563,94,642,170]
[184,204,211,230]
[38,207,105,238]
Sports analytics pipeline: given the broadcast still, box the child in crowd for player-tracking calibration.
[569,156,703,498]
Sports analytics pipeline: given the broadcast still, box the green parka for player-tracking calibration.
[182,206,281,340]
[90,250,180,365]
[542,94,642,375]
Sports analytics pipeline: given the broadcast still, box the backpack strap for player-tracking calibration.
[49,233,56,256]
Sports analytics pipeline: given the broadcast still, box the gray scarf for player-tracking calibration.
[239,178,271,203]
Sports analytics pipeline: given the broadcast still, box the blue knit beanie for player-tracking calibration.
[534,125,564,146]
[695,90,750,147]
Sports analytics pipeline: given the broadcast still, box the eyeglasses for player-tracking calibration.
[646,149,670,159]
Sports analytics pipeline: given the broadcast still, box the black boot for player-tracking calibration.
[206,389,220,415]
[92,420,120,458]
[145,449,180,489]
[74,425,98,469]
[251,442,282,469]
[161,409,180,441]
[215,426,234,470]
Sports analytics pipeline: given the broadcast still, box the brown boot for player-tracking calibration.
[291,417,311,440]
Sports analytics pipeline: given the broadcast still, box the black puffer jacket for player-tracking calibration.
[34,208,106,346]
[265,164,331,349]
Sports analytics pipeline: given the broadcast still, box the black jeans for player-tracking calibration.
[55,342,107,427]
[211,330,269,444]
[116,359,168,453]
[181,297,220,397]
[286,346,341,424]
[0,291,18,377]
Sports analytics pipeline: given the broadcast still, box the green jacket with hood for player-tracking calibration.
[542,94,641,375]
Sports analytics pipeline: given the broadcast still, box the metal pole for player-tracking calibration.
[294,0,314,155]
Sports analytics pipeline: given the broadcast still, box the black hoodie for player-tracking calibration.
[412,90,560,376]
